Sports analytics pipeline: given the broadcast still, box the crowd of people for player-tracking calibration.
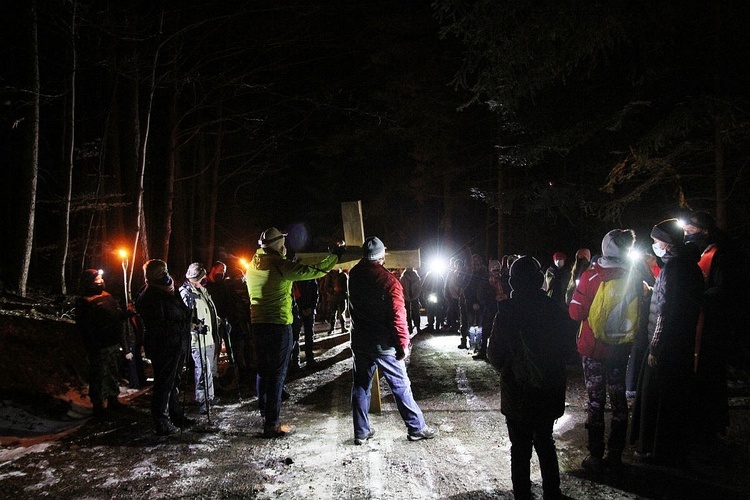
[73,212,746,499]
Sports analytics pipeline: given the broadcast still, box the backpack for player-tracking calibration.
[588,277,640,344]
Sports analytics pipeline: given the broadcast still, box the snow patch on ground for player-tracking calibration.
[0,441,54,462]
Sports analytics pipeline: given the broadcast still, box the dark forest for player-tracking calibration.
[2,0,749,298]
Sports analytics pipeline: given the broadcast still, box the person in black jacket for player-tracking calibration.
[75,269,129,419]
[135,259,192,436]
[488,256,574,500]
[629,219,704,464]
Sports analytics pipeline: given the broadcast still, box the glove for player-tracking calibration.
[329,242,346,259]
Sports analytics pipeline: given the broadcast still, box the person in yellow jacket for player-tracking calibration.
[246,227,344,437]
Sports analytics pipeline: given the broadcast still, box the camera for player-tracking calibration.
[193,320,209,336]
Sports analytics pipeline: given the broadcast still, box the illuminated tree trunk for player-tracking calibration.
[129,8,164,295]
[58,0,77,295]
[17,0,40,297]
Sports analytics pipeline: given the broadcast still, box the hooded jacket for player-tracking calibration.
[246,248,338,325]
[569,262,641,360]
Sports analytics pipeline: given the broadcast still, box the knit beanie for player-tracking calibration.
[488,259,501,273]
[575,248,591,261]
[186,262,207,281]
[362,236,386,260]
[651,219,684,246]
[598,229,635,268]
[686,211,715,230]
[79,269,102,294]
[508,256,543,293]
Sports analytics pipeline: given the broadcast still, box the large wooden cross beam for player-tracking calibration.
[296,200,421,270]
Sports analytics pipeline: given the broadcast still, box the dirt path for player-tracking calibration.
[1,329,749,499]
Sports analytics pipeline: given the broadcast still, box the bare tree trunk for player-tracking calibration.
[206,127,222,265]
[163,89,178,260]
[713,0,727,228]
[58,0,77,295]
[714,126,727,227]
[496,158,505,258]
[129,9,165,296]
[18,0,40,297]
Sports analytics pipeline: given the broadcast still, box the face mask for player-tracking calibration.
[157,274,172,286]
[684,233,705,247]
[214,273,225,282]
[199,277,208,287]
[554,260,564,268]
[652,243,667,258]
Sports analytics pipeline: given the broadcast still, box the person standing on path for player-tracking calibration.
[245,227,343,437]
[348,236,438,445]
[135,259,193,436]
[488,256,574,500]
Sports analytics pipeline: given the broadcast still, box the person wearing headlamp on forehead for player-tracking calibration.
[630,219,704,465]
[246,227,344,438]
[75,269,130,419]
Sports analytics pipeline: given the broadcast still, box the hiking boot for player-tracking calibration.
[354,429,375,445]
[155,421,179,436]
[603,451,623,468]
[582,454,605,473]
[170,413,196,428]
[263,424,296,438]
[457,342,468,349]
[408,426,438,441]
[107,396,127,411]
[472,352,487,361]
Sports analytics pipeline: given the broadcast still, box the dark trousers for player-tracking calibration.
[253,323,293,429]
[150,348,186,424]
[405,299,421,332]
[506,417,561,500]
[302,312,316,361]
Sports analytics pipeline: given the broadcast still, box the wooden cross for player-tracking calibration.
[296,201,421,413]
[297,200,421,270]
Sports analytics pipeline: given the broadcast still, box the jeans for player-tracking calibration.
[506,417,561,500]
[192,343,215,404]
[253,323,293,428]
[351,351,426,438]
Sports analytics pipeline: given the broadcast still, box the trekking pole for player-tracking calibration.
[224,320,243,404]
[196,319,212,424]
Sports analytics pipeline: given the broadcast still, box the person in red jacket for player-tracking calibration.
[349,237,438,444]
[569,229,646,471]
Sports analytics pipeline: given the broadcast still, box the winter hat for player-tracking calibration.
[488,259,501,273]
[575,248,591,261]
[598,229,635,268]
[144,259,170,284]
[686,211,715,230]
[186,262,207,281]
[509,256,543,293]
[258,227,287,254]
[553,251,567,261]
[651,219,684,246]
[79,269,103,293]
[362,236,386,260]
